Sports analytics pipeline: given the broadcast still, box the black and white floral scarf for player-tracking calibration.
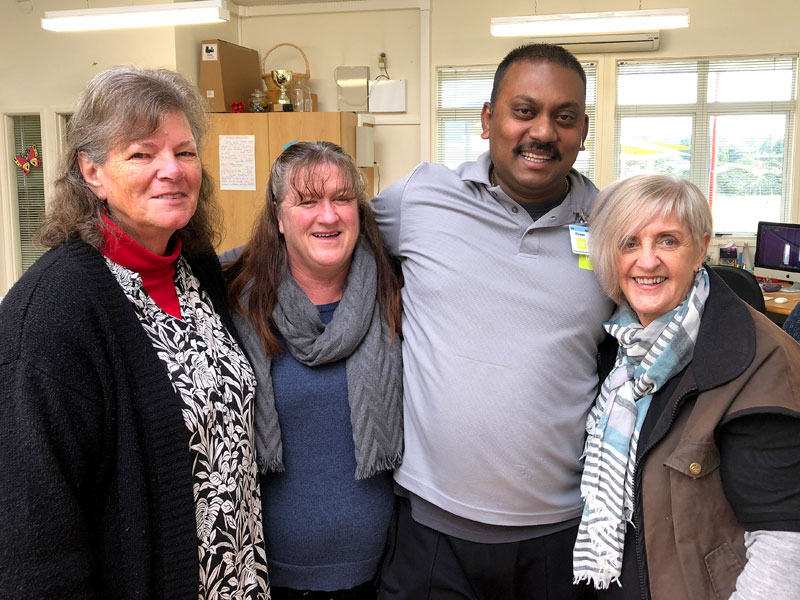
[107,255,270,599]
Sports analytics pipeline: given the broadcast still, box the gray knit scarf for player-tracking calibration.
[233,239,403,480]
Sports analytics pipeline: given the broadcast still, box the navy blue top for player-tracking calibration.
[260,301,394,591]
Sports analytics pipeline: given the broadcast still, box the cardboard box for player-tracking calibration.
[199,39,262,112]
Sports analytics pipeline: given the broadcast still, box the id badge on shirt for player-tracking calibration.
[569,224,594,270]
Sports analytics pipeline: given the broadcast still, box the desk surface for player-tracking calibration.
[763,287,800,316]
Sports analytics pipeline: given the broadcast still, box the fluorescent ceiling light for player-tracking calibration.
[41,0,230,32]
[490,8,689,37]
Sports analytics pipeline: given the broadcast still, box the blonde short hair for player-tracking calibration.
[589,174,712,303]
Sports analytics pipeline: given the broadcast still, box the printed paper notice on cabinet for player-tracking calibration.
[219,135,256,191]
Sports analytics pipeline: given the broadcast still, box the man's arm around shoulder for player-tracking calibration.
[370,162,428,256]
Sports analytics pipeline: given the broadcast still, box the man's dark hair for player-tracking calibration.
[490,43,586,107]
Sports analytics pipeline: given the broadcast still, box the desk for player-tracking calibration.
[763,287,800,324]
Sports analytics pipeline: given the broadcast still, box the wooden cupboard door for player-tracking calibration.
[338,112,357,158]
[266,112,369,194]
[203,113,270,252]
[267,112,346,164]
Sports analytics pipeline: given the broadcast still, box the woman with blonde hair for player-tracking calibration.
[573,174,800,600]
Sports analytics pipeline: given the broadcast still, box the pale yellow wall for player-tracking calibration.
[432,0,800,69]
[0,1,178,109]
[432,0,800,188]
[373,124,420,195]
[175,15,242,85]
[0,1,233,294]
[2,0,800,293]
[238,8,422,187]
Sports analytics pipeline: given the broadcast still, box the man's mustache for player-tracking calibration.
[514,142,562,161]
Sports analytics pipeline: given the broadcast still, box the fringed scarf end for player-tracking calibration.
[256,455,285,476]
[573,570,621,590]
[354,451,403,480]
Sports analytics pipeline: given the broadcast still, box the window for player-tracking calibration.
[615,56,796,234]
[436,62,597,180]
[11,115,46,272]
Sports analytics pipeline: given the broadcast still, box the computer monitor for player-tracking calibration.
[753,221,800,291]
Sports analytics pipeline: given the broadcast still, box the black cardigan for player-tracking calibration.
[0,238,237,599]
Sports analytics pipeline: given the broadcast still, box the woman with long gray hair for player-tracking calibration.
[0,66,269,599]
[225,141,403,599]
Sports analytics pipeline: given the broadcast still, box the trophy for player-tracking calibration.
[271,69,293,105]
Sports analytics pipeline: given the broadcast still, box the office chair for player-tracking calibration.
[782,302,800,343]
[709,265,767,314]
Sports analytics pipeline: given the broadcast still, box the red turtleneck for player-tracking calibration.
[100,215,183,319]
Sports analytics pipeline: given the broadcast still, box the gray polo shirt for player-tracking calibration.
[371,152,614,535]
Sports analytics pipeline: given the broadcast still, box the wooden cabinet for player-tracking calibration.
[202,113,270,253]
[203,111,373,252]
[266,111,356,165]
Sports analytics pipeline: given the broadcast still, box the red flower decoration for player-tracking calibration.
[230,102,245,113]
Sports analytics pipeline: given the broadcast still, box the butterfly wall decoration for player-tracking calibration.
[14,144,41,175]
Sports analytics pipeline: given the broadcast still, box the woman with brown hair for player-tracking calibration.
[225,141,403,600]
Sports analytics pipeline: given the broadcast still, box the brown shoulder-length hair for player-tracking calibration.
[39,66,221,254]
[225,141,402,357]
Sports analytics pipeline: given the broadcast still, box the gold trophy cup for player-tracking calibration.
[271,69,293,105]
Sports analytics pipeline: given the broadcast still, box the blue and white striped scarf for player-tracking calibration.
[573,268,710,589]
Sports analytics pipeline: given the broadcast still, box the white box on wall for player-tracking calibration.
[368,79,407,113]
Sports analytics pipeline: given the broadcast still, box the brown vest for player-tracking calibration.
[641,308,800,600]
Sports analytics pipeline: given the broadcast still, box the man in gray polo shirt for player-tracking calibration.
[372,44,615,599]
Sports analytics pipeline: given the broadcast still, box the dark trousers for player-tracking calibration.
[378,496,596,600]
[271,580,378,600]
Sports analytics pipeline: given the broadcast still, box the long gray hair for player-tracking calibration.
[40,66,221,253]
